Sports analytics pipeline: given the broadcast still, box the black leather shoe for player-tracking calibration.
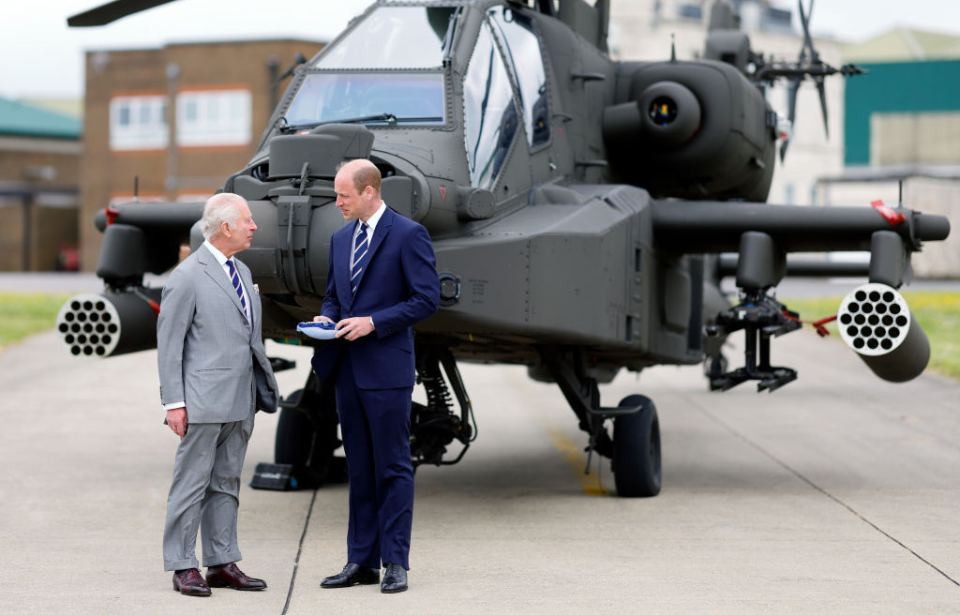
[320,563,380,588]
[206,562,267,591]
[381,563,408,593]
[172,568,211,597]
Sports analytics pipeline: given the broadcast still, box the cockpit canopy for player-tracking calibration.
[284,6,455,129]
[282,3,551,192]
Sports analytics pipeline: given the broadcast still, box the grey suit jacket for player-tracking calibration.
[157,244,279,423]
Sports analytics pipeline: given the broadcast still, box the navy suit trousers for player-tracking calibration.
[335,349,415,570]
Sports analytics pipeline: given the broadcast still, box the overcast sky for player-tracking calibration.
[4,0,960,99]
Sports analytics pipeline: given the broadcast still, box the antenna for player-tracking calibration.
[670,33,676,62]
[133,176,139,203]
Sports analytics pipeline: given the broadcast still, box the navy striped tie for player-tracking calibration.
[351,223,369,294]
[226,259,247,313]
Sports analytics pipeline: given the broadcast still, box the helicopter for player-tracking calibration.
[57,0,951,498]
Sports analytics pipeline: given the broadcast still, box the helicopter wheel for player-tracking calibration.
[274,389,343,489]
[612,395,662,497]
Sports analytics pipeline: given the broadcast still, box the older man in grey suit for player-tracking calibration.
[157,192,279,597]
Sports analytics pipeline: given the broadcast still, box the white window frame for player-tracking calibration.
[176,89,252,147]
[109,95,168,151]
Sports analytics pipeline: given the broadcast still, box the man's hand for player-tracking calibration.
[313,315,335,323]
[335,317,374,341]
[166,407,188,437]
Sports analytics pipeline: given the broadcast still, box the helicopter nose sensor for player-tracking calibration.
[636,81,701,146]
[648,96,678,126]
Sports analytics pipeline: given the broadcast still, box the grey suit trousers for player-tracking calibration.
[162,411,254,571]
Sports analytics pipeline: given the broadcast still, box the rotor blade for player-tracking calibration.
[797,0,815,57]
[816,78,829,138]
[779,137,791,163]
[67,0,179,27]
[785,76,801,125]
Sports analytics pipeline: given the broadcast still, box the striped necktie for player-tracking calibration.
[351,222,369,294]
[226,259,247,314]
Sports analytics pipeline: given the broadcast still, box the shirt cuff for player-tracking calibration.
[163,402,186,411]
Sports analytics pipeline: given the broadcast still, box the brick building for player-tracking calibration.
[81,38,325,271]
[0,97,81,271]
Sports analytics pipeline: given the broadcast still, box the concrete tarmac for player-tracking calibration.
[0,328,958,614]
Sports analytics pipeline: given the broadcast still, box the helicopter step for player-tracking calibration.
[541,347,662,498]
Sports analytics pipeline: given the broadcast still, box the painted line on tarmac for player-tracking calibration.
[689,396,960,589]
[545,426,610,496]
[281,488,318,615]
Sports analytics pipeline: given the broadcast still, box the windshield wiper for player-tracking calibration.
[280,113,443,134]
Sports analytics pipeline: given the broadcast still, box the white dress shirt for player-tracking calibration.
[350,201,387,270]
[203,240,252,325]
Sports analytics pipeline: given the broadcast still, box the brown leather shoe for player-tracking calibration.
[205,562,267,591]
[172,568,211,597]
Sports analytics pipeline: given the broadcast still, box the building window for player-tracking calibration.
[676,3,703,21]
[110,95,168,151]
[176,89,251,147]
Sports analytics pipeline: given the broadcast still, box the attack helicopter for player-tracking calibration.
[58,0,951,497]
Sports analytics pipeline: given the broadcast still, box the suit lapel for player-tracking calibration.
[352,208,394,296]
[335,225,354,309]
[199,245,246,319]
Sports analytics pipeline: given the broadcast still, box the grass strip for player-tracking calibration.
[0,292,71,350]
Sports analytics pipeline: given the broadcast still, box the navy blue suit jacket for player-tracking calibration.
[311,206,440,389]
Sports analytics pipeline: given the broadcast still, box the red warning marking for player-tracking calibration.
[105,207,120,226]
[439,186,447,201]
[871,199,906,226]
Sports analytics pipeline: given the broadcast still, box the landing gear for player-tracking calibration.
[274,372,345,488]
[411,345,476,468]
[541,348,663,498]
[273,345,477,486]
[613,395,661,497]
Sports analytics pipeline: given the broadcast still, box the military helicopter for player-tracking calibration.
[58,0,951,497]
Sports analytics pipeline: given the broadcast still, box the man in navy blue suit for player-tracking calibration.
[311,159,439,594]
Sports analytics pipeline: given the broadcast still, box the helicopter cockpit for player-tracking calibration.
[280,6,456,131]
[465,5,551,190]
[276,3,552,196]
